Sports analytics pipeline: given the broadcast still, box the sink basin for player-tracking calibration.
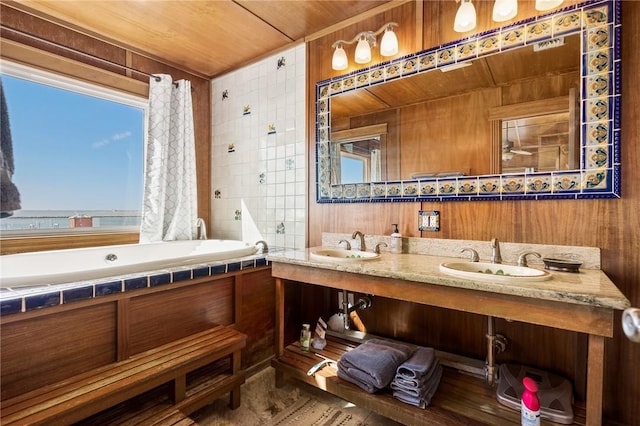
[439,262,551,282]
[310,248,380,262]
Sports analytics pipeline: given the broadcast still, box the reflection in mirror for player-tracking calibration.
[316,0,621,202]
[331,124,387,183]
[330,32,580,181]
[493,89,580,174]
[501,112,573,173]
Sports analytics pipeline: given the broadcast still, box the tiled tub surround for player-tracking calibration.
[211,44,306,250]
[0,252,270,316]
[267,233,630,310]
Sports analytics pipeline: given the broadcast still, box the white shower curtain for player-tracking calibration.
[139,74,197,242]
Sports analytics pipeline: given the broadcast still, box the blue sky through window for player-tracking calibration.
[2,74,144,211]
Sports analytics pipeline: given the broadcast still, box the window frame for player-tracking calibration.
[0,59,148,242]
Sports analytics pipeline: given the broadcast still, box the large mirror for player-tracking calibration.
[315,0,620,202]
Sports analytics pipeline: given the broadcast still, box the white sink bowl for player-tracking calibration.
[439,261,552,282]
[310,248,380,262]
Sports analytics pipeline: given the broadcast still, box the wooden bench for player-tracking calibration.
[1,325,246,426]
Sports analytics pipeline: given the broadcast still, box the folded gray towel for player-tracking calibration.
[337,368,378,393]
[393,364,443,409]
[396,346,436,379]
[391,360,440,395]
[337,339,414,393]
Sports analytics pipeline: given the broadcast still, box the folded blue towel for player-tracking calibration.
[393,364,443,409]
[396,346,436,379]
[337,339,414,393]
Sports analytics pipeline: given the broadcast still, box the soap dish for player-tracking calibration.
[542,258,582,273]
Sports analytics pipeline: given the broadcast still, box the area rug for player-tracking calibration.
[191,367,393,426]
[269,396,365,425]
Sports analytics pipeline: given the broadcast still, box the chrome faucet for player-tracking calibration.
[490,238,502,264]
[195,218,207,240]
[352,231,366,252]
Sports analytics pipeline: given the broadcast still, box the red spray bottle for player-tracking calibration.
[521,377,541,426]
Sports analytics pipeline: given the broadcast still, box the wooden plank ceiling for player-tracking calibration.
[6,0,394,78]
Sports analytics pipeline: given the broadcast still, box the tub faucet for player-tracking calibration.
[352,231,366,252]
[490,238,502,264]
[255,240,269,253]
[195,218,207,240]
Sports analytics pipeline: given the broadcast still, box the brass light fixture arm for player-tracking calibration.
[331,22,398,49]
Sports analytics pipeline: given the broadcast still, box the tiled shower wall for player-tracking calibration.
[210,44,306,249]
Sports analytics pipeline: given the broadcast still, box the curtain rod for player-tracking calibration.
[2,24,169,83]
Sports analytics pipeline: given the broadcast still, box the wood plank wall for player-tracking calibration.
[0,4,211,255]
[306,1,639,424]
[0,0,637,423]
[0,268,275,401]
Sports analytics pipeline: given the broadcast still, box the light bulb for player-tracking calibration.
[354,36,371,64]
[454,0,477,33]
[380,27,398,56]
[332,45,348,71]
[535,0,563,11]
[493,0,518,22]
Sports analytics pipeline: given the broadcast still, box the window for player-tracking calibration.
[0,61,147,236]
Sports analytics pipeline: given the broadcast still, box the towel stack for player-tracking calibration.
[337,339,413,394]
[390,346,442,409]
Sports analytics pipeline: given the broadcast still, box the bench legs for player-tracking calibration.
[228,349,242,409]
[170,375,187,404]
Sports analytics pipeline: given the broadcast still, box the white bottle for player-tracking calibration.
[390,224,402,254]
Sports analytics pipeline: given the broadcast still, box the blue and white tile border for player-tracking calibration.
[316,0,621,203]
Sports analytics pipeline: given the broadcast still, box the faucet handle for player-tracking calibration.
[460,248,479,262]
[374,242,388,254]
[338,239,351,250]
[517,251,541,267]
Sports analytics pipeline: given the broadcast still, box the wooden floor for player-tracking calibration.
[272,336,586,426]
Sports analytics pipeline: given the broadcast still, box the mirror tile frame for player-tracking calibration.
[315,0,620,203]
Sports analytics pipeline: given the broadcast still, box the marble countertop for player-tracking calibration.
[267,247,630,311]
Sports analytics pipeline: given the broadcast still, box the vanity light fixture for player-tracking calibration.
[535,0,564,10]
[454,0,477,33]
[331,22,399,70]
[492,0,518,22]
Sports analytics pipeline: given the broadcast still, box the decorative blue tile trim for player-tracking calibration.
[211,264,227,275]
[63,286,93,304]
[316,0,621,203]
[192,266,210,279]
[227,262,241,272]
[171,270,192,282]
[241,260,255,269]
[0,253,270,316]
[96,281,122,297]
[149,272,172,287]
[124,276,148,291]
[1,298,21,316]
[25,292,60,311]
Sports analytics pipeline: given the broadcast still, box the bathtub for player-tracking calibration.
[0,240,259,288]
